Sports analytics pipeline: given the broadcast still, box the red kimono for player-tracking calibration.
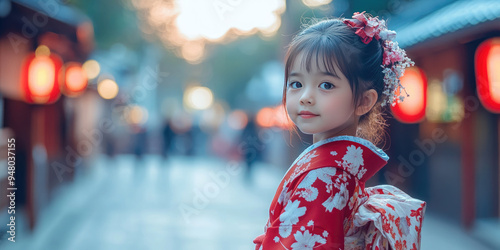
[254,136,426,250]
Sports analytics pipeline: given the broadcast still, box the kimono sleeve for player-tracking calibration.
[260,167,356,249]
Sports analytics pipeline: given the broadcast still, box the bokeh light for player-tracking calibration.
[273,104,293,129]
[82,59,100,80]
[181,41,205,64]
[64,63,88,95]
[227,110,248,130]
[256,107,274,128]
[183,86,213,110]
[126,105,148,125]
[97,79,119,99]
[35,45,50,57]
[301,0,332,7]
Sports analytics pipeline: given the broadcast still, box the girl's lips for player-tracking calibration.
[299,114,318,119]
[298,111,319,119]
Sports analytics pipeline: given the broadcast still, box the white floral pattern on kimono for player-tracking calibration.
[254,135,426,250]
[279,200,306,238]
[291,230,327,250]
[259,166,353,249]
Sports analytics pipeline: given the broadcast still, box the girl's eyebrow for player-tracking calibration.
[288,71,340,79]
[320,71,341,79]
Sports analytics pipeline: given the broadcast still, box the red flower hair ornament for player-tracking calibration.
[343,12,414,106]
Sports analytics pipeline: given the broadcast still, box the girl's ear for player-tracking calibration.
[355,89,378,116]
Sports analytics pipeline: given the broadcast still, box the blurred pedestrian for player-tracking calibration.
[131,123,148,161]
[254,12,426,250]
[241,115,262,183]
[161,118,174,160]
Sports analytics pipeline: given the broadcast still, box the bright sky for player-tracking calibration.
[175,0,285,41]
[132,0,332,62]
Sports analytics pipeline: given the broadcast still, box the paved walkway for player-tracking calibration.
[0,154,493,249]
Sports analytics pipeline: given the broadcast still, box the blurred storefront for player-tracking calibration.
[383,0,500,248]
[0,0,94,230]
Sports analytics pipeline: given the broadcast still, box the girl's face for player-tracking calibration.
[286,52,357,142]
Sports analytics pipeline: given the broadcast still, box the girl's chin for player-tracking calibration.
[297,127,319,135]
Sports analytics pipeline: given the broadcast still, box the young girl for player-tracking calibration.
[253,12,426,250]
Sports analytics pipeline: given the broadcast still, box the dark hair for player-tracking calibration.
[282,17,388,146]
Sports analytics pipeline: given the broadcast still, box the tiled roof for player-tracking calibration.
[396,0,500,48]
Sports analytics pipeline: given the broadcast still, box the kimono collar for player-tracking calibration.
[288,135,389,183]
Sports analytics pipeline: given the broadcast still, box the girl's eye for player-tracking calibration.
[288,81,302,89]
[319,82,335,90]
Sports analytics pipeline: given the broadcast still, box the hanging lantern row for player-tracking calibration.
[391,36,500,123]
[20,48,89,104]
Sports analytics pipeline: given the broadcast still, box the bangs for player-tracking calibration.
[285,35,348,81]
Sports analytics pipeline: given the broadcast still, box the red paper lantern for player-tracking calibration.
[61,62,88,97]
[20,52,63,104]
[475,37,500,113]
[391,66,427,123]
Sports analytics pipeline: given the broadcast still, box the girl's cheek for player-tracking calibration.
[285,101,294,115]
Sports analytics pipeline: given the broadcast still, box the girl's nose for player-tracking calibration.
[299,89,314,105]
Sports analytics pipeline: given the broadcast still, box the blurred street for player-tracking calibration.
[1,0,500,249]
[0,155,493,250]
